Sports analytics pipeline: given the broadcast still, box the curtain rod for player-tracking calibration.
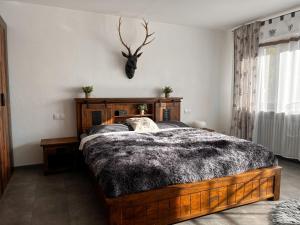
[232,7,300,31]
[261,9,300,26]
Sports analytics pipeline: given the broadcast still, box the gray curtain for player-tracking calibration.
[230,22,261,140]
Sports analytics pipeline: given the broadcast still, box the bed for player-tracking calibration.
[75,98,281,225]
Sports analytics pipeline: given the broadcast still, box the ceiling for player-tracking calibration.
[4,0,300,30]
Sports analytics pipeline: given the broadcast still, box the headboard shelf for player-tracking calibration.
[114,114,153,118]
[75,97,182,136]
[74,97,183,103]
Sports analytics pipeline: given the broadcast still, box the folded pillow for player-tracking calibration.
[156,121,189,129]
[88,124,130,135]
[126,117,159,132]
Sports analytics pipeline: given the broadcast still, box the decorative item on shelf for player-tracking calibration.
[118,17,155,79]
[163,109,171,121]
[114,110,128,116]
[137,104,148,115]
[82,86,93,98]
[163,86,173,98]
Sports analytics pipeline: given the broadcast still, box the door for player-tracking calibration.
[0,16,11,195]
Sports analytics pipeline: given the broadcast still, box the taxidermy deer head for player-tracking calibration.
[118,17,155,79]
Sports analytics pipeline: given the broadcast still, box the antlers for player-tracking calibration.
[133,19,155,55]
[118,17,132,56]
[118,17,155,57]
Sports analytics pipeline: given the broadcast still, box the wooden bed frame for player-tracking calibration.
[75,98,282,225]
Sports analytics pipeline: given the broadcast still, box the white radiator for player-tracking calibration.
[255,112,300,160]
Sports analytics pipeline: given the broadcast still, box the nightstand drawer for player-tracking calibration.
[44,147,57,155]
[45,145,74,154]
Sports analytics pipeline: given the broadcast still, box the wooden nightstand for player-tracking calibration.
[40,137,79,175]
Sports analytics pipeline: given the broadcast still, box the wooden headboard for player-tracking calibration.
[75,97,182,136]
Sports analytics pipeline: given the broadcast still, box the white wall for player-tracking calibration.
[0,1,230,166]
[218,31,234,135]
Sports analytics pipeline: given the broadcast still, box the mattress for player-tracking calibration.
[80,128,277,198]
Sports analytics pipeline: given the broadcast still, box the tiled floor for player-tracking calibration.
[0,158,299,225]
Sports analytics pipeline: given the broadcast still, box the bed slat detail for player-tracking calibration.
[169,197,180,218]
[228,184,237,205]
[236,183,244,203]
[146,202,158,220]
[260,178,268,197]
[180,195,191,217]
[209,189,219,209]
[190,193,201,214]
[244,181,253,201]
[219,187,227,207]
[267,177,274,195]
[252,180,260,199]
[201,190,209,210]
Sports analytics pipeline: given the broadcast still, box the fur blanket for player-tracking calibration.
[82,128,277,197]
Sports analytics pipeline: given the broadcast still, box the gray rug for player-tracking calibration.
[272,199,300,225]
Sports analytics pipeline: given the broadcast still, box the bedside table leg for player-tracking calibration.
[43,148,49,175]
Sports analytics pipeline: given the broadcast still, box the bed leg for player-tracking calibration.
[271,169,281,201]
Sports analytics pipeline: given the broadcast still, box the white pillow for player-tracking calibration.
[126,117,159,132]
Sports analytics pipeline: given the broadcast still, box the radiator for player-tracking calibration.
[255,111,300,160]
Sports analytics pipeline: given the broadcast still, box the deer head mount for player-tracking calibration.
[118,17,155,79]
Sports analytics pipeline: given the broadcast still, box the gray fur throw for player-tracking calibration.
[82,128,277,198]
[272,199,300,225]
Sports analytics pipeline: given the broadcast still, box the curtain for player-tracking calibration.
[230,22,261,140]
[253,40,300,160]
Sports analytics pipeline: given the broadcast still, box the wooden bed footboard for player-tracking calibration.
[102,166,281,225]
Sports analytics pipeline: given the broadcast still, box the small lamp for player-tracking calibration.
[192,121,207,129]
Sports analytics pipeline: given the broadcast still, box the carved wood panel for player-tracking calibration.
[155,102,180,122]
[108,172,279,225]
[81,104,112,133]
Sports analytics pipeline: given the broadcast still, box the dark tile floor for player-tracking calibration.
[0,158,299,225]
[0,166,106,225]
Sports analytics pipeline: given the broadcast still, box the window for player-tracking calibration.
[256,41,300,114]
[254,40,300,160]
